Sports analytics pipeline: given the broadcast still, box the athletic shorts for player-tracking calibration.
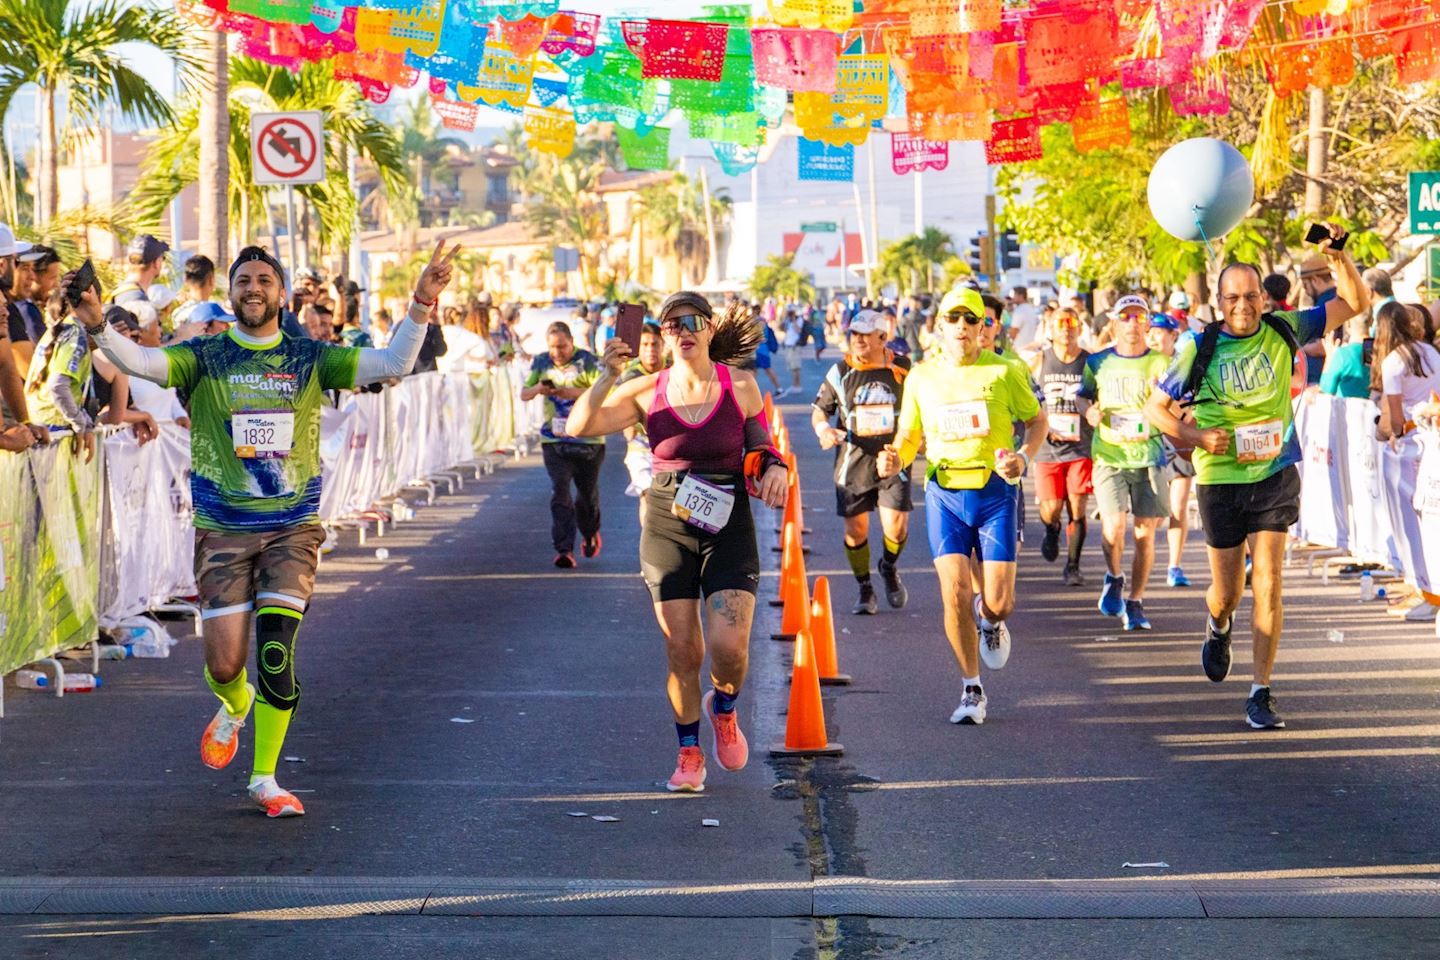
[836,471,913,517]
[754,346,772,371]
[781,346,803,374]
[193,523,326,619]
[624,442,653,498]
[1164,442,1197,480]
[924,472,1019,563]
[640,471,760,602]
[1196,465,1301,550]
[1092,462,1169,519]
[1033,458,1093,501]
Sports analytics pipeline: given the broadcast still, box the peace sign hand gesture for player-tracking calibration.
[415,239,461,305]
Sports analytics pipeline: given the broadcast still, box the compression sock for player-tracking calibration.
[882,534,907,566]
[710,687,738,714]
[251,606,303,779]
[845,540,872,583]
[676,720,701,748]
[205,666,251,716]
[252,694,294,779]
[1067,518,1087,565]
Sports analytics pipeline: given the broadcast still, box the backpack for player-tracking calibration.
[1181,312,1299,406]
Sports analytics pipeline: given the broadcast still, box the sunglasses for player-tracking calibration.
[1054,318,1082,330]
[659,313,709,334]
[943,310,983,326]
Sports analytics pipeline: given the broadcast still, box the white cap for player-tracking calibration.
[128,301,160,329]
[848,310,885,335]
[1168,290,1190,310]
[0,223,32,258]
[1111,294,1150,317]
[147,282,178,312]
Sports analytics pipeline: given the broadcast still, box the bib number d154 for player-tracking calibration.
[672,473,735,534]
[1235,418,1283,463]
[232,410,295,459]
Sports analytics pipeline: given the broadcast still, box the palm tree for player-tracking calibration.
[0,0,196,226]
[636,173,732,288]
[747,252,815,303]
[521,149,608,298]
[876,227,955,296]
[130,57,411,262]
[398,93,467,228]
[196,28,229,265]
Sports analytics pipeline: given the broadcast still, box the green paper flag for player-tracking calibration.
[618,126,672,171]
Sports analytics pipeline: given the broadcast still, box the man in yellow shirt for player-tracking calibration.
[878,287,1046,725]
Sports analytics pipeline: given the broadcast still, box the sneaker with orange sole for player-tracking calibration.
[248,777,306,818]
[703,691,749,771]
[665,745,706,792]
[200,682,255,770]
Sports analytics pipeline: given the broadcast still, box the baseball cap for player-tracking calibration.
[147,282,177,311]
[127,234,170,263]
[103,304,140,332]
[1111,294,1150,317]
[18,243,60,268]
[847,310,885,335]
[189,301,234,325]
[1168,290,1191,310]
[0,223,32,258]
[938,286,986,319]
[1149,312,1180,331]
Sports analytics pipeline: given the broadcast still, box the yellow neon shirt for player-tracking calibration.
[896,350,1040,489]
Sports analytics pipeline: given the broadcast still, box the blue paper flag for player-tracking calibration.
[797,137,853,181]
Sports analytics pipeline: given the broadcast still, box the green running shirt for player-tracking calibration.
[1077,348,1170,469]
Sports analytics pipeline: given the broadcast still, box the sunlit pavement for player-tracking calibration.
[2,356,1439,959]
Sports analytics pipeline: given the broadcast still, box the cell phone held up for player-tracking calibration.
[65,259,99,307]
[1305,222,1348,251]
[615,303,646,353]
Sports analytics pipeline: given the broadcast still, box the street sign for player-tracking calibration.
[1408,172,1440,235]
[251,111,326,186]
[1427,244,1440,297]
[800,221,837,233]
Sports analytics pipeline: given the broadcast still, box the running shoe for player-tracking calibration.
[1245,687,1286,729]
[248,777,306,818]
[878,559,907,609]
[949,685,988,725]
[703,690,749,771]
[974,595,1011,670]
[1122,599,1152,631]
[200,682,255,770]
[1098,573,1125,617]
[1063,563,1085,587]
[582,533,602,558]
[1040,522,1061,563]
[666,746,707,792]
[554,551,576,569]
[1167,566,1190,587]
[1201,615,1232,682]
[852,582,879,615]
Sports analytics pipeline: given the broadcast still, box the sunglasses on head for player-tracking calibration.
[659,312,709,334]
[943,310,983,326]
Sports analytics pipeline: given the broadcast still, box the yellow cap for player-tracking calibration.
[938,286,986,319]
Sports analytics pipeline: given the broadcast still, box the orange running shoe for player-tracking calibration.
[248,777,306,818]
[703,691,749,772]
[200,682,255,770]
[665,745,706,792]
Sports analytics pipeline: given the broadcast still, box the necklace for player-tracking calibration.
[670,367,717,425]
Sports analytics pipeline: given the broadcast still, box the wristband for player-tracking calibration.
[412,293,436,308]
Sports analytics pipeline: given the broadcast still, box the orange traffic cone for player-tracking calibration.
[773,466,810,554]
[771,524,810,641]
[809,577,852,685]
[763,390,775,427]
[789,451,813,536]
[769,628,844,757]
[768,519,796,608]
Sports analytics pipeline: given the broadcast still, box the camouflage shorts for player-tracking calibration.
[194,524,327,618]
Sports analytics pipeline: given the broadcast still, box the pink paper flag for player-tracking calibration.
[890,133,950,175]
[752,28,839,93]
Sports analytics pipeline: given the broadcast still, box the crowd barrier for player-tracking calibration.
[1293,393,1440,595]
[1,359,544,694]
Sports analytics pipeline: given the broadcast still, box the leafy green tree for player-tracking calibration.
[521,149,608,298]
[747,252,815,303]
[636,173,732,288]
[875,227,955,296]
[398,92,468,228]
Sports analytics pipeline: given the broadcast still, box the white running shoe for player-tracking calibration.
[974,595,1011,669]
[248,777,306,818]
[949,685,988,725]
[1403,601,1439,623]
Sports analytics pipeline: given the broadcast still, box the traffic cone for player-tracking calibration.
[763,390,775,427]
[789,451,813,536]
[773,465,810,553]
[772,525,810,641]
[768,519,796,608]
[769,628,844,757]
[809,577,851,685]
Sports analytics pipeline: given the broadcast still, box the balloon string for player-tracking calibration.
[1193,205,1215,261]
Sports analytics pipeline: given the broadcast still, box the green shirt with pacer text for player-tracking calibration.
[1156,306,1327,485]
[164,328,360,532]
[1077,348,1170,469]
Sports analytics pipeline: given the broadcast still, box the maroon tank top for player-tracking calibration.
[647,363,746,475]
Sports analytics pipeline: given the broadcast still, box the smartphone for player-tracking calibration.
[1305,222,1348,251]
[65,259,98,307]
[615,303,646,353]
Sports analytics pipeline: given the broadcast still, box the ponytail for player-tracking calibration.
[708,301,763,365]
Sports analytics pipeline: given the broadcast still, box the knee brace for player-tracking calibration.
[255,607,302,712]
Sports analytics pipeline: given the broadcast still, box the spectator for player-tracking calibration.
[304,303,337,342]
[172,254,218,328]
[110,234,170,305]
[1363,267,1395,322]
[411,307,449,374]
[1262,273,1292,312]
[1318,313,1373,399]
[1297,254,1336,384]
[1006,285,1041,357]
[372,307,393,347]
[0,223,48,441]
[1373,300,1440,441]
[15,244,60,346]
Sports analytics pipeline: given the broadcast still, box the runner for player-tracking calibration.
[1145,228,1369,729]
[1030,306,1093,586]
[88,240,459,816]
[1147,312,1195,587]
[1076,294,1170,631]
[809,309,912,615]
[566,292,788,792]
[876,287,1045,725]
[519,321,605,568]
[619,319,667,524]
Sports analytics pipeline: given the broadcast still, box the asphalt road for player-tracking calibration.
[3,354,1439,959]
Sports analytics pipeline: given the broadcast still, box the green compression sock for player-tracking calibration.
[251,694,293,779]
[205,666,251,716]
[882,534,907,566]
[251,605,303,779]
[845,540,872,582]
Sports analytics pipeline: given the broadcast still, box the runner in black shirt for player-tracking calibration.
[1028,307,1093,585]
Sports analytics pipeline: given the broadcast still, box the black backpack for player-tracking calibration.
[1180,312,1299,407]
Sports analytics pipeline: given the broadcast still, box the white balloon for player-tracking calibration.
[1147,138,1255,243]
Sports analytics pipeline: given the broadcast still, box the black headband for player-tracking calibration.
[656,290,713,324]
[228,246,286,289]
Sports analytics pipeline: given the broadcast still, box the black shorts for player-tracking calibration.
[640,471,760,602]
[1196,465,1301,550]
[836,471,913,517]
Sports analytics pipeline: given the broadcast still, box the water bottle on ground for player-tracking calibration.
[14,670,102,692]
[126,634,171,659]
[15,669,49,690]
[60,673,102,692]
[1359,571,1375,602]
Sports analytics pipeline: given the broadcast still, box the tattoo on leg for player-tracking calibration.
[709,592,747,630]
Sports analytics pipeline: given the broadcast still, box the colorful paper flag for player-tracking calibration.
[617,126,671,170]
[797,137,854,181]
[751,28,839,93]
[985,115,1042,163]
[622,18,729,81]
[890,133,950,175]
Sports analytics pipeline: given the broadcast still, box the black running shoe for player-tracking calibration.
[582,533,602,558]
[1246,687,1286,729]
[1201,616,1232,682]
[852,582,878,615]
[1063,563,1085,587]
[554,551,576,569]
[1040,522,1061,562]
[878,558,907,609]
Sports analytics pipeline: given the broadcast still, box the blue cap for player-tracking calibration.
[190,301,234,324]
[1149,312,1180,331]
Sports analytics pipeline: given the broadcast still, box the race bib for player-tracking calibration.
[853,403,895,438]
[551,416,568,437]
[1050,411,1081,442]
[1235,418,1284,463]
[672,474,735,534]
[1108,411,1150,442]
[232,410,295,459]
[937,401,990,441]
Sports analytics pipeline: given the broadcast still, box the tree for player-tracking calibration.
[398,92,468,228]
[875,227,955,296]
[747,252,816,303]
[0,0,196,226]
[636,172,732,288]
[521,149,608,298]
[196,28,229,265]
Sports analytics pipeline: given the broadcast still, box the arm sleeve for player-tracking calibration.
[352,308,429,384]
[44,372,93,432]
[895,370,924,466]
[91,323,172,386]
[1010,364,1041,420]
[524,357,545,388]
[1281,306,1328,346]
[1076,355,1098,401]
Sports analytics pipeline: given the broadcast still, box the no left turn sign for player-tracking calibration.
[250,111,326,186]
